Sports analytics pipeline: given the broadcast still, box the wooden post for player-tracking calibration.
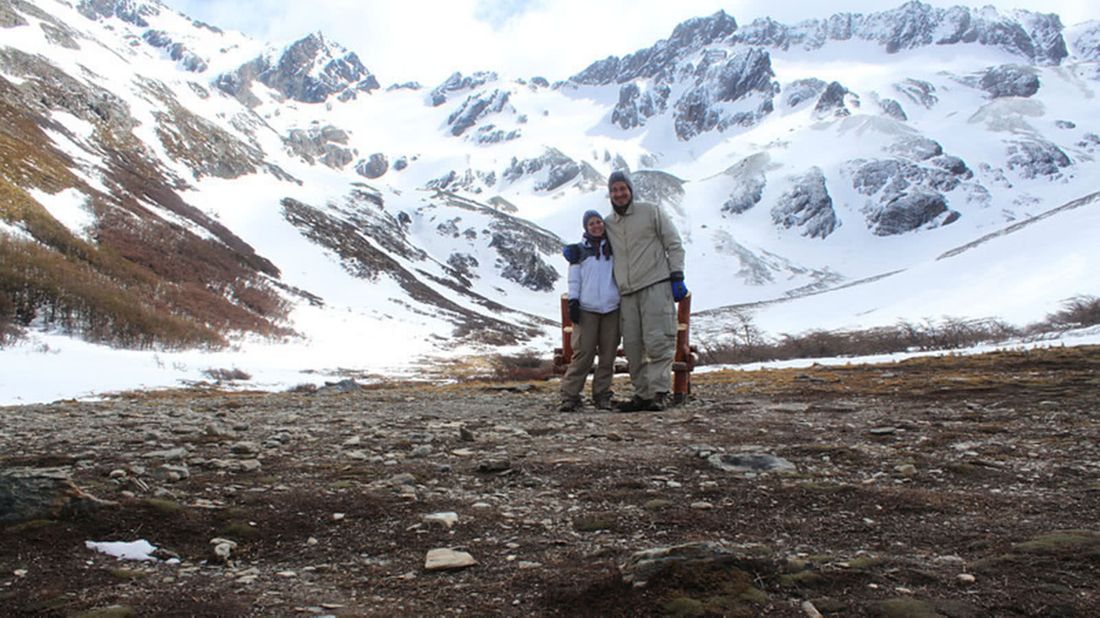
[672,292,693,403]
[554,294,574,373]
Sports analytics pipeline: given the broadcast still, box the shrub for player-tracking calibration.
[1043,295,1100,329]
[203,368,252,381]
[697,315,1019,365]
[487,352,556,382]
[0,292,18,344]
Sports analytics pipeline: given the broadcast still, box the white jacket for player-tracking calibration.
[568,237,620,314]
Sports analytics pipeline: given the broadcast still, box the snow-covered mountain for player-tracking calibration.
[2,0,1099,401]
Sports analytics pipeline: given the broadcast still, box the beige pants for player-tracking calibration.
[619,283,676,399]
[560,309,621,401]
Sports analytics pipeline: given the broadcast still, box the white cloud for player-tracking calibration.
[165,0,1100,86]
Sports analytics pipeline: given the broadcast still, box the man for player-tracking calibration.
[603,170,688,412]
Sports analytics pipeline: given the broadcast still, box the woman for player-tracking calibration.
[559,210,621,411]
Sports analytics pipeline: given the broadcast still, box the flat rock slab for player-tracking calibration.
[707,453,796,474]
[425,548,477,571]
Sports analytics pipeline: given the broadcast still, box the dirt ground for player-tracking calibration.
[2,345,1099,616]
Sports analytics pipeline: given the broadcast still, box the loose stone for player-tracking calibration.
[424,548,477,571]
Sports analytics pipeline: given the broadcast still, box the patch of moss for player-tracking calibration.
[778,569,825,588]
[970,553,1016,574]
[107,567,147,581]
[784,557,812,572]
[872,597,939,618]
[662,596,706,616]
[573,513,615,532]
[142,498,184,514]
[28,595,76,612]
[74,606,136,618]
[329,480,358,490]
[5,519,56,533]
[652,561,765,616]
[644,498,674,511]
[811,597,847,613]
[220,521,260,540]
[847,555,884,570]
[798,481,850,493]
[737,586,768,605]
[1014,530,1100,555]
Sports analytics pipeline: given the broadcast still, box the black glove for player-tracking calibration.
[562,243,581,264]
[568,299,581,324]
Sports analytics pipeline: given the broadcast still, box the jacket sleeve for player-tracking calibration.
[657,206,685,274]
[568,262,581,300]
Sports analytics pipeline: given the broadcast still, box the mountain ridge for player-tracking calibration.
[2,0,1099,399]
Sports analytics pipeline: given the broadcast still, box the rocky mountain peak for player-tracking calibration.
[569,11,737,86]
[76,0,158,27]
[667,11,738,50]
[727,2,1070,64]
[216,32,380,105]
[265,33,380,102]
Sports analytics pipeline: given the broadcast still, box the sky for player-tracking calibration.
[161,0,1100,85]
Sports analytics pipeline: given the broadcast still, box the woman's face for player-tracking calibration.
[586,217,605,237]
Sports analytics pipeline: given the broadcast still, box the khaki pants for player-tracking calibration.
[560,309,621,401]
[619,283,676,399]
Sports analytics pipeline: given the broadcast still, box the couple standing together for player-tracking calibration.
[559,170,688,413]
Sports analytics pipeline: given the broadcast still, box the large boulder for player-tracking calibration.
[1,467,112,524]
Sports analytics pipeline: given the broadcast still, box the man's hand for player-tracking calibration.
[568,299,581,324]
[670,272,689,302]
[562,243,581,264]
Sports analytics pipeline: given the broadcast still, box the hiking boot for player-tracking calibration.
[558,397,582,412]
[649,392,670,412]
[593,394,614,410]
[616,396,654,413]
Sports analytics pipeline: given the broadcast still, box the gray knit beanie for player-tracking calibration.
[607,170,634,194]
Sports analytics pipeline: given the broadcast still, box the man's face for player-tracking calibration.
[609,181,632,208]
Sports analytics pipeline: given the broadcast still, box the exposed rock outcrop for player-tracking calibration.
[978,64,1040,98]
[771,167,838,239]
[1005,139,1072,178]
[447,89,511,137]
[502,149,582,192]
[430,71,498,107]
[880,97,908,120]
[611,83,671,130]
[895,78,938,109]
[721,153,770,214]
[783,78,827,108]
[814,81,856,117]
[76,0,153,27]
[286,125,354,168]
[868,190,952,236]
[142,30,207,72]
[356,153,388,179]
[673,48,777,140]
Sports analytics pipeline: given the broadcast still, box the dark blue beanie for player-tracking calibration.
[582,209,603,228]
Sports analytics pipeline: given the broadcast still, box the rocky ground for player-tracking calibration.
[1,346,1099,617]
